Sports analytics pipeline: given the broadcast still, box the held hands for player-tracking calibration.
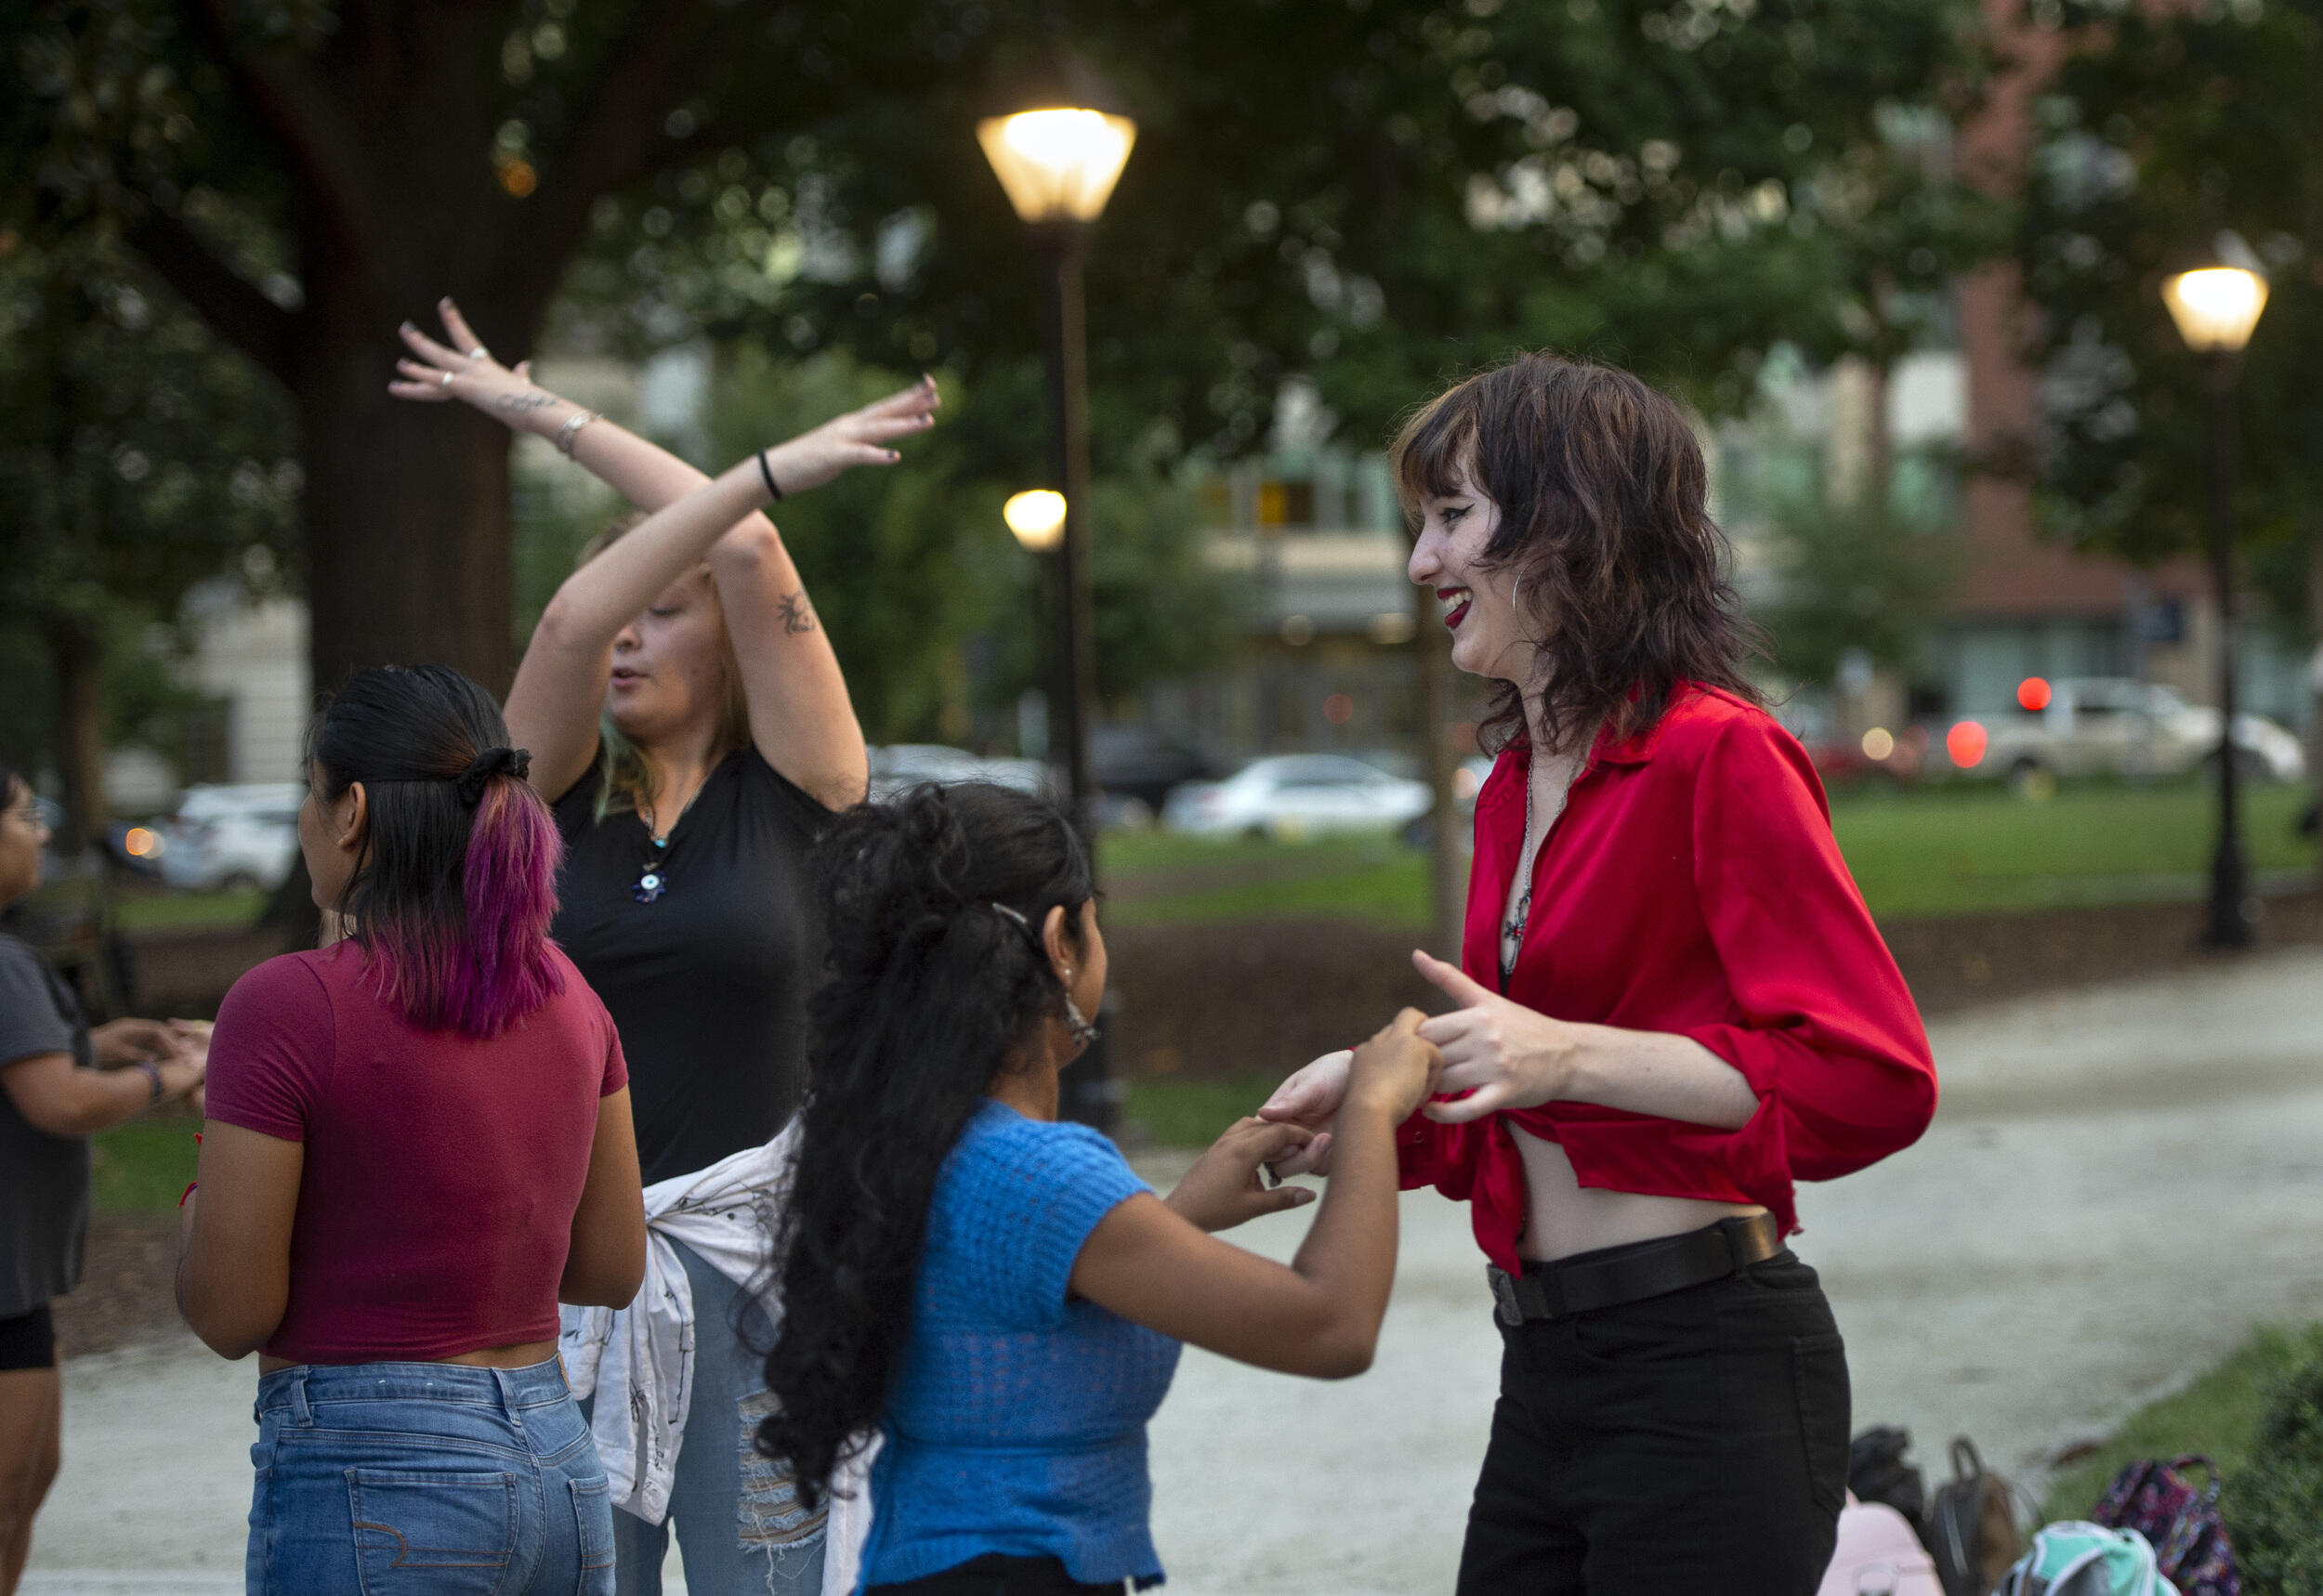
[90,1017,209,1102]
[1253,1009,1443,1180]
[1409,950,1580,1124]
[1164,1118,1321,1233]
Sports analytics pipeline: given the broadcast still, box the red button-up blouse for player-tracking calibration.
[1397,685,1937,1273]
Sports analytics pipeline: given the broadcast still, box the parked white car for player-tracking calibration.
[153,783,306,892]
[867,745,1053,802]
[1162,754,1432,840]
[1971,678,2305,790]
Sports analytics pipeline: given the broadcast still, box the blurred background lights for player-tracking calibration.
[122,826,160,857]
[1003,489,1067,552]
[1860,727,1896,761]
[1947,720,1989,768]
[2017,676,2053,712]
[1322,692,1354,726]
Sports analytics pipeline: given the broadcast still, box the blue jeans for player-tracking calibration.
[589,1240,826,1596]
[247,1356,614,1596]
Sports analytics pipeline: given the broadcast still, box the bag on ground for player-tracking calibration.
[1994,1522,2181,1596]
[1819,1492,1944,1596]
[1930,1436,2027,1596]
[1851,1426,1932,1541]
[2091,1457,2241,1596]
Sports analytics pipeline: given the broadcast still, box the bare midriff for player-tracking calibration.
[1510,1123,1765,1262]
[258,1339,559,1375]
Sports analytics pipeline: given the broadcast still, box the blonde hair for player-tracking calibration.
[579,511,753,822]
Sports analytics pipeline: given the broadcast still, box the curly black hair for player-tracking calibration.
[756,781,1094,1506]
[1392,351,1765,755]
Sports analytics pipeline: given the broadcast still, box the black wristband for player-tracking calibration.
[136,1060,164,1103]
[757,450,782,503]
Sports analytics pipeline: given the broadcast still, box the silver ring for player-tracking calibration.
[466,347,490,360]
[440,370,455,387]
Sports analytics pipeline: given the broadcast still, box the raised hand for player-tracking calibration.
[757,374,940,496]
[1164,1117,1321,1233]
[1411,949,1581,1124]
[389,298,557,428]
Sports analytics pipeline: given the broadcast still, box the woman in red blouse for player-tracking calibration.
[1263,353,1936,1594]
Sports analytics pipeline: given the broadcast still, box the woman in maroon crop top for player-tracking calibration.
[177,665,648,1596]
[1264,354,1937,1595]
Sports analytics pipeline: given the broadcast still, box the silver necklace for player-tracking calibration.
[1499,776,1536,984]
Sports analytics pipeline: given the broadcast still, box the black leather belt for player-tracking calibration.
[1486,1212,1782,1328]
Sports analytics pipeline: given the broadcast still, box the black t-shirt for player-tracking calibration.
[0,933,93,1318]
[552,745,832,1184]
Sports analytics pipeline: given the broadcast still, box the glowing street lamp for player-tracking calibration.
[2162,248,2268,948]
[976,109,1136,226]
[1004,490,1068,553]
[979,50,1135,1130]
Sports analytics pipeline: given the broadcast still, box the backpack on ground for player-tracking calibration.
[1930,1436,2027,1596]
[1994,1522,2180,1596]
[2091,1457,2241,1596]
[1851,1426,1931,1542]
[1819,1492,1944,1596]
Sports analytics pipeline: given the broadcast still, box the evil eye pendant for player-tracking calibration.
[634,871,665,904]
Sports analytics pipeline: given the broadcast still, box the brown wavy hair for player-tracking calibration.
[1392,352,1764,755]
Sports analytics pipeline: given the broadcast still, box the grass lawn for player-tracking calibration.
[88,1112,203,1212]
[111,888,265,933]
[1100,778,2316,929]
[2041,1323,2316,1523]
[1123,1074,1284,1148]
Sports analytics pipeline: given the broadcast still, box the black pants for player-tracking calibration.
[0,1302,54,1370]
[1455,1249,1849,1596]
[870,1554,1128,1596]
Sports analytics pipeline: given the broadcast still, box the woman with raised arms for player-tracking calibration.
[393,303,938,1594]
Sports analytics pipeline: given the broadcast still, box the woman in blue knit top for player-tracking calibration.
[759,782,1441,1596]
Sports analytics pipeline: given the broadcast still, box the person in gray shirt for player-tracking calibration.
[0,765,205,1594]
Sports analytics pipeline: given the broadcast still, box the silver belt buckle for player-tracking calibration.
[1488,1266,1524,1328]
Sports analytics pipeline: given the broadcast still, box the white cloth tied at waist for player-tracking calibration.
[558,1126,876,1596]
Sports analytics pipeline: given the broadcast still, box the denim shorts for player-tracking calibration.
[246,1356,614,1596]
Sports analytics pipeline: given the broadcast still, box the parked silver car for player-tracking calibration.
[867,745,1054,802]
[1162,754,1432,840]
[1968,677,2305,791]
[151,782,307,892]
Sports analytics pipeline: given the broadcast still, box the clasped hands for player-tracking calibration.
[1162,1007,1442,1234]
[94,1015,212,1105]
[1254,950,1584,1179]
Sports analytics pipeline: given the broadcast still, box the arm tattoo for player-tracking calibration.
[495,390,556,413]
[775,591,820,635]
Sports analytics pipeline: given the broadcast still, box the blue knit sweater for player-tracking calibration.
[858,1100,1181,1590]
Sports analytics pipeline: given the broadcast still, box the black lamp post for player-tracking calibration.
[2161,259,2269,949]
[980,68,1136,1130]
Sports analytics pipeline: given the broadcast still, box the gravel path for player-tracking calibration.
[27,947,2323,1595]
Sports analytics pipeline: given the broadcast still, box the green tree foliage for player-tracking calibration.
[2018,1,2323,598]
[7,0,1987,735]
[0,228,297,837]
[1756,495,1961,684]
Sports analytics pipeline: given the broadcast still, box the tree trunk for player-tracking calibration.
[46,617,106,856]
[295,293,518,700]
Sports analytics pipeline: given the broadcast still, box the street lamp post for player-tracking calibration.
[981,74,1135,1130]
[2161,261,2269,949]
